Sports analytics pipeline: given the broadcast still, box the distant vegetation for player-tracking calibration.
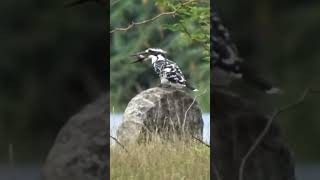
[110,0,210,112]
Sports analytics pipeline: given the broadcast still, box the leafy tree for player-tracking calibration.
[110,0,210,112]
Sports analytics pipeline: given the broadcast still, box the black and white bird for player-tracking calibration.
[131,48,199,92]
[212,12,282,94]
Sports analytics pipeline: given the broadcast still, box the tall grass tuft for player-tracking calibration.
[110,133,210,180]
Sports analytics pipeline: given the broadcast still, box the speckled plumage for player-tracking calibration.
[133,48,198,91]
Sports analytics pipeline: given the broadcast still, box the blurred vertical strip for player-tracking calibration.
[210,1,218,180]
[106,0,111,179]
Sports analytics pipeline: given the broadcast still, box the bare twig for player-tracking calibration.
[182,97,196,132]
[110,12,175,33]
[238,88,320,180]
[110,135,129,153]
[110,0,196,33]
[182,89,208,133]
[192,135,210,148]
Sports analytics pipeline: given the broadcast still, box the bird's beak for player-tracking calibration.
[130,51,148,64]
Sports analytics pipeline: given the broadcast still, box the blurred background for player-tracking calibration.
[110,0,211,143]
[110,0,210,112]
[1,0,319,179]
[0,1,106,179]
[216,0,320,179]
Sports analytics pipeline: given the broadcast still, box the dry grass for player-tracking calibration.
[110,135,210,180]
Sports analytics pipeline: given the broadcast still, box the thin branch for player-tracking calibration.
[182,95,197,131]
[110,0,196,33]
[110,12,175,33]
[110,135,129,153]
[182,89,208,132]
[192,134,210,148]
[238,88,319,180]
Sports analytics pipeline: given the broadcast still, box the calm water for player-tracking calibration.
[110,113,210,143]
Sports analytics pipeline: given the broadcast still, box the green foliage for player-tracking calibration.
[110,0,210,112]
[157,0,210,61]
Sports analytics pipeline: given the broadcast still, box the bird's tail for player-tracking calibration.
[186,82,199,92]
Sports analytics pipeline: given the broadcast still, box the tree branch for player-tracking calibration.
[192,134,210,148]
[238,88,320,180]
[110,135,129,153]
[182,89,207,133]
[110,0,196,33]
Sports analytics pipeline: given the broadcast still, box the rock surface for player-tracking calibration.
[42,94,108,180]
[212,89,296,180]
[117,87,204,144]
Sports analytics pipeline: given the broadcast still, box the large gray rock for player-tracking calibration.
[42,94,108,180]
[213,89,296,180]
[117,87,204,144]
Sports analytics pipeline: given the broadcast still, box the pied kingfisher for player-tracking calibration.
[131,48,199,92]
[212,13,282,94]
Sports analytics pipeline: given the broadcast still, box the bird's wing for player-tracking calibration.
[153,60,165,75]
[161,61,186,85]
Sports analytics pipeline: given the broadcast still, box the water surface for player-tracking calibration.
[110,113,210,143]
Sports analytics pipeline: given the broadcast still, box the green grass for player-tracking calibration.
[110,136,210,180]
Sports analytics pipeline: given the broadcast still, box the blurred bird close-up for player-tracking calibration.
[212,12,282,94]
[65,0,106,7]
